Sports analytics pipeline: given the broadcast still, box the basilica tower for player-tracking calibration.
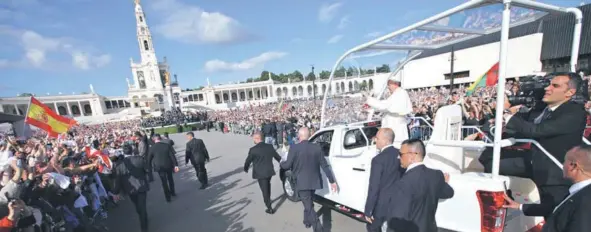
[128,0,176,111]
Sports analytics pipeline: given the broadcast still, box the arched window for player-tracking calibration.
[143,40,149,50]
[139,16,143,22]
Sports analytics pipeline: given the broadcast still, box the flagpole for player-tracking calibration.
[21,96,33,138]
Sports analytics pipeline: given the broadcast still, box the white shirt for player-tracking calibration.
[405,162,424,173]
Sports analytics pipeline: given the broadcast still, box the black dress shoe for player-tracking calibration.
[265,209,275,214]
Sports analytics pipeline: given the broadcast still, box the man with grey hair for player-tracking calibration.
[504,144,591,231]
[281,127,338,232]
[364,128,402,232]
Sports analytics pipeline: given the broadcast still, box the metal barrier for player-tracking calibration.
[408,116,491,142]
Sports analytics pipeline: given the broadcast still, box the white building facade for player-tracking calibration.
[0,1,548,122]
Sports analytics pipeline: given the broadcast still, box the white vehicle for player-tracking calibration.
[281,0,584,231]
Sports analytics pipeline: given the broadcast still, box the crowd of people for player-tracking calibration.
[1,71,590,231]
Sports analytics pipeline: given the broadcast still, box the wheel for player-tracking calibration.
[282,171,300,202]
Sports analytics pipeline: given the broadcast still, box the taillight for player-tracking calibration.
[476,191,507,232]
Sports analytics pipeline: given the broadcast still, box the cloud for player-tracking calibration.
[0,26,111,70]
[318,2,342,23]
[151,0,254,44]
[327,35,343,44]
[337,16,349,29]
[204,51,288,73]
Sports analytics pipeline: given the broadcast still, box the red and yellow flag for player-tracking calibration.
[24,96,77,137]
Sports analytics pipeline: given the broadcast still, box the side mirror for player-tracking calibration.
[344,134,357,146]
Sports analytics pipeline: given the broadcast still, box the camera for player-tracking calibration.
[507,75,551,110]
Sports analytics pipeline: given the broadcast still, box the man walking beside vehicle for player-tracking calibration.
[244,132,282,214]
[185,132,210,189]
[280,127,338,232]
[365,128,403,232]
[147,134,179,202]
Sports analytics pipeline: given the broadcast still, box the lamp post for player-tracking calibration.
[311,65,316,104]
[448,46,456,93]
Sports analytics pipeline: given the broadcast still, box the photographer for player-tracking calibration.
[485,72,587,219]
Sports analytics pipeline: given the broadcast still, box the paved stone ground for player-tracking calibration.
[106,130,366,232]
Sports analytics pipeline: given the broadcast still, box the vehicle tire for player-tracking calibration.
[282,171,300,202]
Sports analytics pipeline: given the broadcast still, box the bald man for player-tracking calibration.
[504,145,591,232]
[244,132,282,214]
[364,128,403,232]
[280,127,337,232]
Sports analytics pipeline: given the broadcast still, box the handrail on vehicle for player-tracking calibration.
[428,138,562,170]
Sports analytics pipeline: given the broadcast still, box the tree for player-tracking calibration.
[18,93,33,97]
[346,67,355,77]
[376,64,390,73]
[319,70,330,79]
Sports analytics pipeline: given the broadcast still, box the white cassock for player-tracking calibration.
[366,87,413,142]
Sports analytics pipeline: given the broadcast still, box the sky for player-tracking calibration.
[0,0,586,97]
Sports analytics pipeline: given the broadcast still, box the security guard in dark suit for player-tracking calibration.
[147,134,179,202]
[365,128,403,232]
[281,127,338,232]
[112,145,151,232]
[185,132,210,189]
[244,132,282,214]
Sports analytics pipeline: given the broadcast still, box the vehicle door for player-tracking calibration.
[331,126,379,211]
[309,129,336,198]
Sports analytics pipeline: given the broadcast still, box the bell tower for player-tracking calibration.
[134,0,157,64]
[130,0,164,91]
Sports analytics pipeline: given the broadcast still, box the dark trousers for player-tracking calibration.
[158,170,176,201]
[298,190,323,232]
[191,160,208,186]
[479,148,569,219]
[257,178,272,210]
[130,191,149,232]
[366,216,387,232]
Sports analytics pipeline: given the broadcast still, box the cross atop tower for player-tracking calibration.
[134,0,140,4]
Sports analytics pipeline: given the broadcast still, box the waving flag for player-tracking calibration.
[466,62,499,96]
[24,96,77,137]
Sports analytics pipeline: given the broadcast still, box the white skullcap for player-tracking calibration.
[389,75,401,82]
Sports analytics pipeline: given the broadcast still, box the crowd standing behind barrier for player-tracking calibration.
[0,73,589,231]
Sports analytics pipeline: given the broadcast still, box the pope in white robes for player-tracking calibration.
[366,78,413,143]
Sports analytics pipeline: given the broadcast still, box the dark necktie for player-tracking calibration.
[534,107,552,124]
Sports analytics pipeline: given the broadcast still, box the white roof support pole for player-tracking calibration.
[491,0,513,179]
[567,7,583,72]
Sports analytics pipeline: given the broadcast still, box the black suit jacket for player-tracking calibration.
[280,140,336,191]
[506,101,586,215]
[185,138,210,164]
[112,155,150,195]
[506,101,585,185]
[148,141,178,172]
[244,142,281,179]
[388,165,454,232]
[542,183,591,232]
[365,146,403,217]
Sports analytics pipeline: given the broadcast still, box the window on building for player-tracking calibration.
[143,40,149,50]
[444,71,470,80]
[125,101,131,108]
[105,101,112,109]
[139,16,143,22]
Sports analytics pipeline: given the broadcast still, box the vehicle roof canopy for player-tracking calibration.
[321,0,582,129]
